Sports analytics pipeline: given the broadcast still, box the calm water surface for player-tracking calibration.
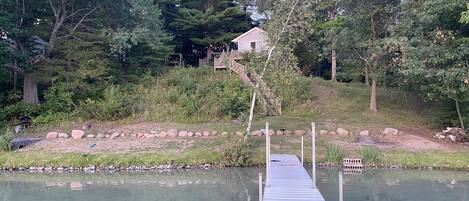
[1,168,469,201]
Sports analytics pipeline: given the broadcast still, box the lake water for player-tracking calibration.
[1,168,469,201]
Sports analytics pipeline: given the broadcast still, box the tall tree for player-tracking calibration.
[0,0,99,104]
[399,0,469,129]
[169,0,251,65]
[338,0,402,112]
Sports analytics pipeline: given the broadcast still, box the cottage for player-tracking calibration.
[231,27,269,53]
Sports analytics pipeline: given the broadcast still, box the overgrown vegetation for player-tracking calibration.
[0,128,13,151]
[221,138,254,167]
[360,147,383,165]
[324,145,343,164]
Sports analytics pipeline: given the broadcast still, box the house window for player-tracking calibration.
[250,42,256,51]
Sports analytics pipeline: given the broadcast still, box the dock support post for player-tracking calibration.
[301,136,304,166]
[311,122,316,185]
[259,172,263,201]
[339,171,343,201]
[265,122,270,183]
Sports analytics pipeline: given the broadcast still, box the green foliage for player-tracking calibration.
[139,66,251,122]
[221,139,253,167]
[76,85,137,121]
[0,128,14,151]
[325,145,343,164]
[0,102,41,122]
[461,3,469,24]
[360,147,382,164]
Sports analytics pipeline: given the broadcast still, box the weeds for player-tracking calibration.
[360,147,382,164]
[325,145,343,164]
[0,128,14,151]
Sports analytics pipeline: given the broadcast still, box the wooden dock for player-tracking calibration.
[263,155,325,201]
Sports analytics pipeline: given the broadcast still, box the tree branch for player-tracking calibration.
[3,64,25,76]
[63,7,97,38]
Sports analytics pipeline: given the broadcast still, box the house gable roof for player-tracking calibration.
[231,27,266,43]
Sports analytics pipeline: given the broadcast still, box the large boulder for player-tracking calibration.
[319,130,328,135]
[251,130,263,137]
[46,132,59,139]
[202,131,210,137]
[58,133,69,138]
[276,130,284,136]
[284,130,293,136]
[294,130,306,136]
[383,128,399,136]
[178,130,188,137]
[110,132,120,139]
[167,129,178,138]
[187,132,194,137]
[359,130,370,136]
[158,131,168,138]
[336,128,349,136]
[71,130,85,139]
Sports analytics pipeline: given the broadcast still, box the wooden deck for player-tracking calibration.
[263,155,325,201]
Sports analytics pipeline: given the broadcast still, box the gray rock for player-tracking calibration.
[251,130,263,137]
[71,130,85,139]
[383,128,399,136]
[211,131,218,136]
[284,130,293,135]
[359,130,370,136]
[336,128,349,136]
[276,130,284,136]
[144,134,155,138]
[58,133,69,138]
[294,130,306,136]
[86,134,96,138]
[110,132,120,139]
[178,130,188,137]
[187,132,194,137]
[167,129,178,137]
[202,131,210,137]
[195,132,203,137]
[158,131,168,138]
[46,132,59,139]
[97,134,105,138]
[319,130,328,135]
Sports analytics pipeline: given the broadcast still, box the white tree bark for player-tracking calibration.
[246,0,300,136]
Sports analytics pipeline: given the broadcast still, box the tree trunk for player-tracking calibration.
[365,66,370,86]
[455,99,465,130]
[207,46,213,60]
[369,78,377,112]
[331,49,337,81]
[329,5,337,82]
[23,74,39,104]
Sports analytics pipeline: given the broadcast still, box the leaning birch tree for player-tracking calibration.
[245,0,314,136]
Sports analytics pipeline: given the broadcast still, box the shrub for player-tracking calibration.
[76,85,136,120]
[325,145,343,164]
[360,147,382,164]
[0,102,41,122]
[0,128,14,151]
[221,139,253,167]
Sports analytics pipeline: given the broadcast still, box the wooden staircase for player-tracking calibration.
[214,51,281,116]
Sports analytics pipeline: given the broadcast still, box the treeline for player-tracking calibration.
[0,0,468,129]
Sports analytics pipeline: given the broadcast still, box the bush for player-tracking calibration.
[360,147,382,164]
[0,128,14,151]
[221,139,253,167]
[0,102,41,122]
[141,66,251,122]
[325,145,343,164]
[76,85,137,120]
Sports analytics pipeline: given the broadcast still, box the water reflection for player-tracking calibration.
[1,168,469,201]
[316,169,469,201]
